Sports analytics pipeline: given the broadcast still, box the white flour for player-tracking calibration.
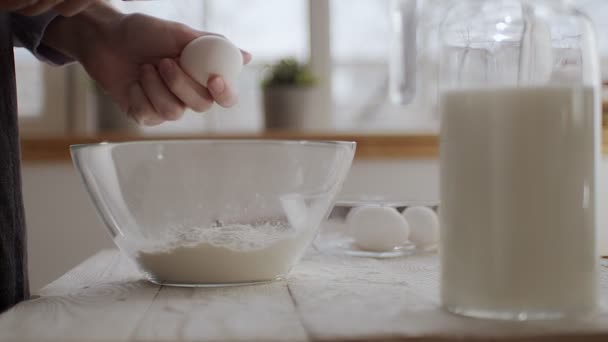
[124,221,316,285]
[440,86,599,318]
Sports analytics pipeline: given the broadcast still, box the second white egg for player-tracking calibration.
[402,206,440,248]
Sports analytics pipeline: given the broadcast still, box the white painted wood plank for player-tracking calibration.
[288,253,608,341]
[40,249,120,296]
[0,249,160,342]
[133,282,309,342]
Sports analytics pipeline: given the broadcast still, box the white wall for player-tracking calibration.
[21,157,608,293]
[22,164,114,292]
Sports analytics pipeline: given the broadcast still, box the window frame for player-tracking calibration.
[17,61,70,136]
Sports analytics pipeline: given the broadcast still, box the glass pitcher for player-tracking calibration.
[390,0,450,122]
[438,0,601,320]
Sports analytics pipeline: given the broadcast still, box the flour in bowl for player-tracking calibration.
[128,221,316,285]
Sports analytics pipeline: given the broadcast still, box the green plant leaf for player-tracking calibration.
[262,57,319,88]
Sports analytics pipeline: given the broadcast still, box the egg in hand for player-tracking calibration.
[179,35,244,87]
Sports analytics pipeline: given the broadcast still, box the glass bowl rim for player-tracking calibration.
[70,139,357,152]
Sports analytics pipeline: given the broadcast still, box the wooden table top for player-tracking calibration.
[0,250,607,342]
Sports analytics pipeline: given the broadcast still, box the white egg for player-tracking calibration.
[402,206,439,248]
[344,206,364,227]
[347,206,410,252]
[179,36,244,87]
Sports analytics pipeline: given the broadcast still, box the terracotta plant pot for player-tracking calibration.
[263,86,330,131]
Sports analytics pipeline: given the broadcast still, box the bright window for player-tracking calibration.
[14,49,44,118]
[204,0,309,132]
[330,0,392,130]
[14,48,68,135]
[577,0,608,81]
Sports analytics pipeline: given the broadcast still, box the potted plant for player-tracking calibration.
[262,58,328,131]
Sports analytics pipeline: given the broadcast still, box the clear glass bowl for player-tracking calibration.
[71,140,355,286]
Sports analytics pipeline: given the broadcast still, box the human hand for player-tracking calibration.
[43,4,252,126]
[2,0,98,17]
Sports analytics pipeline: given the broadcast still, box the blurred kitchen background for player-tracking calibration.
[15,0,608,137]
[13,0,608,292]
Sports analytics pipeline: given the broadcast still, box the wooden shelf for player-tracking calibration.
[20,129,608,163]
[20,133,440,162]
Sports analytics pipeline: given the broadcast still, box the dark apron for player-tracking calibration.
[0,11,29,313]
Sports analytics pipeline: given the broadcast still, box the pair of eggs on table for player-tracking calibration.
[346,206,440,252]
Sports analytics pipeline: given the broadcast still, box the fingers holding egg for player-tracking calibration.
[241,50,253,65]
[179,35,244,87]
[140,64,185,121]
[126,82,165,126]
[158,58,214,113]
[179,35,246,109]
[207,76,238,108]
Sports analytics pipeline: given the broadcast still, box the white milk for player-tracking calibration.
[440,86,599,319]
